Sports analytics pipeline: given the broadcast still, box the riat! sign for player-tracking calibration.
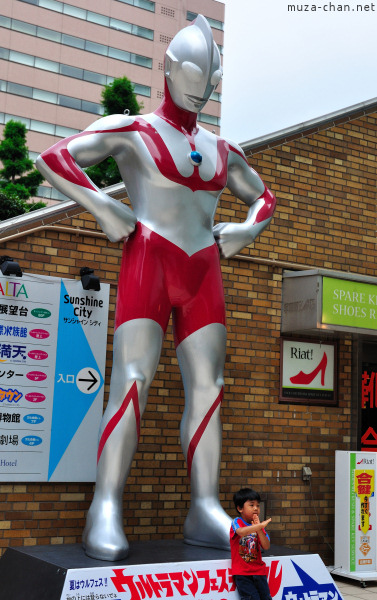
[0,273,109,482]
[281,339,336,405]
[60,554,343,600]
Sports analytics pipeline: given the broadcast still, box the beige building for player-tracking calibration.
[0,0,225,204]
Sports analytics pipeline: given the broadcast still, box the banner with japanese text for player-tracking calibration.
[60,553,343,600]
[360,363,377,452]
[0,273,109,481]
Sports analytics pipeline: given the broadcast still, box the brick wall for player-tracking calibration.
[0,110,376,564]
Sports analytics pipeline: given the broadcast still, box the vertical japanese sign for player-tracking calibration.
[0,273,109,481]
[360,363,377,452]
[349,454,376,572]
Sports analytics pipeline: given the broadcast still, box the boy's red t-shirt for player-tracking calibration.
[230,517,269,576]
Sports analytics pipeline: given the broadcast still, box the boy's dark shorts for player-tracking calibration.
[234,574,272,600]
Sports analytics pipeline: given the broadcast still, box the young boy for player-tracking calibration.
[230,488,272,600]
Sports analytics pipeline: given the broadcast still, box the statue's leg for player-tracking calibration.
[82,318,164,561]
[176,322,231,550]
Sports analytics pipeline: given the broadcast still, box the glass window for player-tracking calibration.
[37,26,61,42]
[132,54,152,68]
[135,0,155,10]
[108,47,130,61]
[20,0,38,5]
[35,57,59,72]
[132,24,153,40]
[55,125,79,137]
[82,101,103,115]
[198,113,220,126]
[58,95,81,110]
[60,64,83,79]
[133,83,151,97]
[0,81,6,93]
[0,48,11,60]
[5,113,30,127]
[110,18,132,33]
[62,34,85,49]
[84,70,106,85]
[39,0,63,12]
[210,91,222,103]
[33,88,57,103]
[13,19,37,35]
[186,12,224,31]
[8,82,33,97]
[87,11,109,26]
[37,185,52,198]
[31,119,55,134]
[10,50,34,66]
[0,16,11,28]
[85,41,107,55]
[63,4,86,18]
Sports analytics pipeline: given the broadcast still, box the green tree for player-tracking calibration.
[85,77,143,188]
[0,191,47,221]
[0,120,44,200]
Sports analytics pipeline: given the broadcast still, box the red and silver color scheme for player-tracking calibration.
[37,15,277,561]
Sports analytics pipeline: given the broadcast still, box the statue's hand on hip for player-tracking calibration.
[213,222,253,258]
[96,196,137,242]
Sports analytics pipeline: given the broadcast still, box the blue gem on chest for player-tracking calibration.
[189,150,203,167]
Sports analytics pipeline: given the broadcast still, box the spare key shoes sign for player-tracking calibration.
[0,273,109,482]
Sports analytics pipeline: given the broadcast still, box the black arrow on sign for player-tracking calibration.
[78,370,98,391]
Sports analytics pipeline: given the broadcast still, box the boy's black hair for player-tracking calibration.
[233,487,261,512]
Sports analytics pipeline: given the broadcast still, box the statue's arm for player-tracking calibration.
[213,143,277,258]
[36,115,137,242]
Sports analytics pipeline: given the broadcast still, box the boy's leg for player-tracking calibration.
[253,576,272,600]
[234,576,264,600]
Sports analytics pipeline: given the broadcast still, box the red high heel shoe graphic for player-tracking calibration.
[290,352,328,386]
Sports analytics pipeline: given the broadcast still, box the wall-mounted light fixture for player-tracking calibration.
[80,267,100,291]
[0,256,22,277]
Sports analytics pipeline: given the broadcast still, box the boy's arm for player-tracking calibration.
[235,517,271,539]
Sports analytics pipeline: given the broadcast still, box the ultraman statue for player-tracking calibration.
[37,15,276,561]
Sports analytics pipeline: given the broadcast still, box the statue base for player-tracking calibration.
[0,539,340,600]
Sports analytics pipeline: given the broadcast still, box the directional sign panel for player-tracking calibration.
[0,273,109,482]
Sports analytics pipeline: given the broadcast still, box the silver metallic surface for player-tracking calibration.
[177,324,231,550]
[37,15,276,561]
[164,15,222,113]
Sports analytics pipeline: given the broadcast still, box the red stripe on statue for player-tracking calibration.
[97,381,140,463]
[186,388,223,478]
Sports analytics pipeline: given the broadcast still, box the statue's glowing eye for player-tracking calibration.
[211,69,222,86]
[182,61,204,83]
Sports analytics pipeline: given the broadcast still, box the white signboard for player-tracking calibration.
[281,339,336,405]
[60,554,343,600]
[0,273,109,482]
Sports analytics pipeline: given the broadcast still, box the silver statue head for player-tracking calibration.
[164,14,222,114]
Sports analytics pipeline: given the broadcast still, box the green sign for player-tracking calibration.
[322,277,377,331]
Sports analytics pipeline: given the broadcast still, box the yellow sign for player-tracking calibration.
[355,470,374,534]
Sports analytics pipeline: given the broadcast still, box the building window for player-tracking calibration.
[186,12,224,31]
[1,80,104,115]
[116,0,155,12]
[17,0,154,40]
[198,113,221,126]
[0,47,152,97]
[1,19,153,68]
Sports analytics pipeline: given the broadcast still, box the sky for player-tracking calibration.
[220,0,377,143]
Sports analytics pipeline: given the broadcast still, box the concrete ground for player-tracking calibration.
[334,576,377,600]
